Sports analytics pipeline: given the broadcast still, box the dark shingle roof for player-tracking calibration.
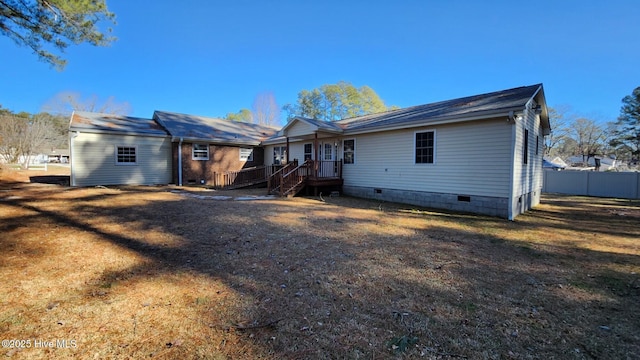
[336,84,544,132]
[69,111,168,136]
[153,111,279,145]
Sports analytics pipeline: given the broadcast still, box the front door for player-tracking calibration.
[319,142,337,177]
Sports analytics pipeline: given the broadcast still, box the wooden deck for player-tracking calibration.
[267,160,343,197]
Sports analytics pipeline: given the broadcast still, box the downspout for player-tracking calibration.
[70,131,79,186]
[178,137,183,186]
[507,114,517,220]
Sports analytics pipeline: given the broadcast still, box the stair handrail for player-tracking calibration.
[267,160,297,194]
[280,159,313,196]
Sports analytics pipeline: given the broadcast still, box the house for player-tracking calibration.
[263,84,550,219]
[543,157,567,171]
[69,110,279,187]
[69,84,549,219]
[566,155,617,171]
[48,149,70,163]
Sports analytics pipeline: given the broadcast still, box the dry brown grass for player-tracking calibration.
[1,167,639,359]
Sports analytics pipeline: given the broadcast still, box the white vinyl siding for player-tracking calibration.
[342,119,513,198]
[286,121,317,138]
[511,104,544,217]
[71,132,171,186]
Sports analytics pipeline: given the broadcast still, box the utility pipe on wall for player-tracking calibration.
[178,137,183,186]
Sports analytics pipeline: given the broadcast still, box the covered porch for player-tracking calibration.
[266,117,347,197]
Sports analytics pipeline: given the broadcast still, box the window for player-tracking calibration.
[192,143,209,160]
[536,136,539,155]
[273,146,287,165]
[343,139,355,164]
[239,147,253,162]
[304,144,312,160]
[116,146,137,165]
[415,131,435,164]
[523,129,529,164]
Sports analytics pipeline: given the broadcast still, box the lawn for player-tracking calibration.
[1,167,639,359]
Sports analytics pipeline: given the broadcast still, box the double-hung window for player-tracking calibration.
[415,131,435,164]
[116,146,137,165]
[304,144,312,160]
[343,139,355,164]
[273,146,287,165]
[239,147,253,162]
[192,143,209,160]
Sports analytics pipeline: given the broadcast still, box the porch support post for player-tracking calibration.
[314,132,319,178]
[286,137,290,164]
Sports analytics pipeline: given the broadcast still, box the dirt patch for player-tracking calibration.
[1,171,639,359]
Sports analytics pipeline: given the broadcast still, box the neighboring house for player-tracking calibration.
[48,149,70,163]
[263,84,550,219]
[69,111,172,187]
[152,111,279,186]
[543,157,567,171]
[566,155,617,171]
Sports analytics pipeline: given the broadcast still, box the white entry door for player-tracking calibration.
[319,142,338,177]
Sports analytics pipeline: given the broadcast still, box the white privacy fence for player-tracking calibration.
[542,170,640,199]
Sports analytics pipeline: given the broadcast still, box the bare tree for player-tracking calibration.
[0,113,61,168]
[545,106,572,157]
[42,91,132,115]
[572,117,605,165]
[252,92,280,126]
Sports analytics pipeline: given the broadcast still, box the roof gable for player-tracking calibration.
[280,116,344,135]
[153,111,279,145]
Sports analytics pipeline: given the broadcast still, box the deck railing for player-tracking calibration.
[214,165,282,188]
[310,160,343,179]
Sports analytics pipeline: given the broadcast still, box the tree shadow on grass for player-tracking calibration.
[1,187,639,359]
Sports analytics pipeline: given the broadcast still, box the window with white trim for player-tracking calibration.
[415,131,435,164]
[304,143,312,160]
[343,139,355,164]
[192,143,209,160]
[273,146,287,165]
[115,146,137,165]
[239,147,253,162]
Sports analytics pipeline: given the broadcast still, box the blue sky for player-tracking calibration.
[1,0,639,124]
